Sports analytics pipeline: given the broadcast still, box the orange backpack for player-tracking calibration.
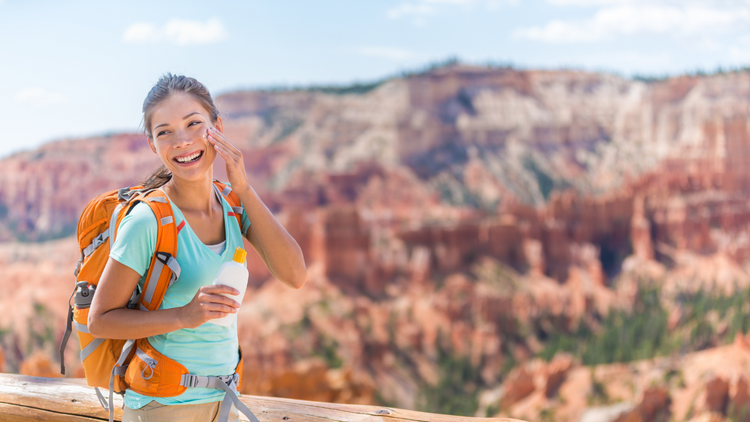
[59,181,258,422]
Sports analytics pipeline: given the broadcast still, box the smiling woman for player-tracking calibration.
[139,76,221,191]
[86,74,307,422]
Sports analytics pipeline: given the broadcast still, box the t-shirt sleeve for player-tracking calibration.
[241,206,251,237]
[110,202,157,277]
[224,181,252,237]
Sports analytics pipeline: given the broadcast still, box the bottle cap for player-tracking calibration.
[232,247,247,264]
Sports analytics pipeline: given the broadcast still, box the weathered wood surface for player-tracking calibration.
[0,374,523,422]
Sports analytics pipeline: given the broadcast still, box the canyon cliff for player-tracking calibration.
[2,65,750,420]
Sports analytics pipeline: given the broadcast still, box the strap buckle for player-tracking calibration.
[155,251,170,265]
[92,232,106,249]
[82,231,110,258]
[220,374,240,389]
[182,373,200,388]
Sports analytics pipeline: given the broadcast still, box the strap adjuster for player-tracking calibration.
[82,231,110,258]
[155,251,170,265]
[92,233,106,249]
[181,374,201,388]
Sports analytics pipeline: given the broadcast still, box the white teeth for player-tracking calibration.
[175,151,202,163]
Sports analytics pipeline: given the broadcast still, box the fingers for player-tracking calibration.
[181,285,242,328]
[207,128,241,158]
[203,302,238,315]
[201,294,240,309]
[212,140,237,163]
[205,128,250,191]
[197,286,240,309]
[201,284,240,296]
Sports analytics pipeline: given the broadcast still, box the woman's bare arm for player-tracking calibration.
[87,257,240,339]
[207,125,307,289]
[239,187,307,289]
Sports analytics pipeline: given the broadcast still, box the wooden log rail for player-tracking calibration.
[0,374,523,422]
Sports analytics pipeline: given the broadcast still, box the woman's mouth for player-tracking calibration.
[173,150,204,165]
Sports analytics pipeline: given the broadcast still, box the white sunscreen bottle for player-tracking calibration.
[208,247,249,327]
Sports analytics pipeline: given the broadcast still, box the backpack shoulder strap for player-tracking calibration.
[213,180,243,231]
[127,189,181,312]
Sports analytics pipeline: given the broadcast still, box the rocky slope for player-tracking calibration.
[487,337,750,422]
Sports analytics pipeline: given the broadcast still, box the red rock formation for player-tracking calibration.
[19,351,62,378]
[705,377,730,415]
[544,354,573,398]
[314,207,371,292]
[612,387,671,422]
[502,367,535,408]
[730,376,750,422]
[631,196,654,260]
[637,387,671,422]
[241,358,374,404]
[0,134,159,241]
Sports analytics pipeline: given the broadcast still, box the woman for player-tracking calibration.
[88,74,307,421]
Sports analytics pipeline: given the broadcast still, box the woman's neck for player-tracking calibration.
[161,172,219,215]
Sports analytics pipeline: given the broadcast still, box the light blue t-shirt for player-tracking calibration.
[110,184,251,409]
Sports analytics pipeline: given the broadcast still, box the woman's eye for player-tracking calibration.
[188,121,202,127]
[157,130,168,137]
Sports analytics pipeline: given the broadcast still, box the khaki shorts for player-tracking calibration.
[123,400,240,422]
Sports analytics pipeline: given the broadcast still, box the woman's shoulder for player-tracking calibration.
[118,200,159,232]
[110,200,159,271]
[128,200,159,220]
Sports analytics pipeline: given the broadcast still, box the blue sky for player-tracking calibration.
[1,0,750,159]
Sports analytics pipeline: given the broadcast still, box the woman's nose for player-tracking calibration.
[174,130,194,147]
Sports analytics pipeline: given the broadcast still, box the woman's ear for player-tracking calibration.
[147,137,157,154]
[215,116,224,133]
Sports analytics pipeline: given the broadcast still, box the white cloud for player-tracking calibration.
[163,18,228,45]
[386,0,511,25]
[387,3,435,20]
[122,22,161,44]
[514,4,750,43]
[15,88,65,106]
[122,18,228,45]
[356,46,417,60]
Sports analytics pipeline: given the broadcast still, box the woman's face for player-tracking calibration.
[148,92,222,183]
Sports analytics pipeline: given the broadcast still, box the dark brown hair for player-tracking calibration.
[141,74,219,190]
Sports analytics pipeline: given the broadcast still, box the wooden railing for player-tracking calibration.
[0,374,523,422]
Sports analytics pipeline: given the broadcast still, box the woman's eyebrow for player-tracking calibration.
[182,111,201,120]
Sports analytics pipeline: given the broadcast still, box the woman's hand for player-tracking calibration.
[178,285,240,329]
[206,127,250,193]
